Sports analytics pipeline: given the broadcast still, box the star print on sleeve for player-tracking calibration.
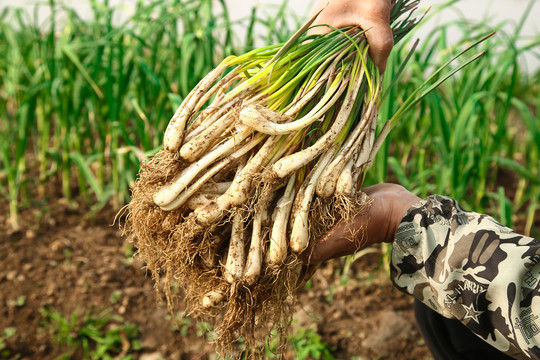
[462,303,483,324]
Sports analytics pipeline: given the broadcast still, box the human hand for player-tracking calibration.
[309,0,394,73]
[304,183,420,264]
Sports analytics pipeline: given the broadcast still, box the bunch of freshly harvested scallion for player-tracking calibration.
[125,0,489,354]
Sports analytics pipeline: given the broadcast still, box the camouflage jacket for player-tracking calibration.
[391,195,540,360]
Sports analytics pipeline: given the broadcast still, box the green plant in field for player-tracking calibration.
[0,327,18,359]
[6,295,26,308]
[41,307,141,360]
[63,249,73,265]
[257,326,333,359]
[291,328,335,360]
[165,312,192,336]
[196,321,216,341]
[122,244,134,265]
[109,291,122,305]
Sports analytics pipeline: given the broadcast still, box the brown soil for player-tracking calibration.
[0,201,432,360]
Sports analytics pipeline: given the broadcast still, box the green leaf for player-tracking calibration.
[61,45,104,99]
[69,152,105,200]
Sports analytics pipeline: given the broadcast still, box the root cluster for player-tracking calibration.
[126,146,372,355]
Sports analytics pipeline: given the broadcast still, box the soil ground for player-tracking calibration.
[0,199,433,360]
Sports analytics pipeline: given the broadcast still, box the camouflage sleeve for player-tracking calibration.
[391,195,540,360]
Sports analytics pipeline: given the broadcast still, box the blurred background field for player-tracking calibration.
[0,0,539,359]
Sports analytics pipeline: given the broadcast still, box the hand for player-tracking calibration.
[309,0,394,73]
[304,183,420,264]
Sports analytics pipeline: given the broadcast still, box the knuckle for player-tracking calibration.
[379,35,394,53]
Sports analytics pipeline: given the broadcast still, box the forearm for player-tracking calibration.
[391,195,540,359]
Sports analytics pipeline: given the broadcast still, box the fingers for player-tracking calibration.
[302,183,421,265]
[302,212,368,264]
[309,0,394,72]
[363,20,394,73]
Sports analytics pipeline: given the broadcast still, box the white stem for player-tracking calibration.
[290,146,337,253]
[353,102,379,184]
[316,99,376,197]
[192,70,241,118]
[366,110,386,169]
[182,73,241,140]
[180,112,235,162]
[163,60,231,152]
[335,157,355,195]
[243,207,265,285]
[186,193,219,210]
[202,289,226,309]
[199,182,232,194]
[224,211,246,283]
[154,126,253,208]
[268,174,296,264]
[184,95,245,143]
[265,203,281,265]
[270,67,365,179]
[156,157,231,211]
[239,75,348,135]
[227,134,280,206]
[156,133,265,211]
[195,193,231,226]
[282,49,349,117]
[191,135,262,224]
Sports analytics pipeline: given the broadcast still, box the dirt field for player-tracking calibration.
[0,200,433,359]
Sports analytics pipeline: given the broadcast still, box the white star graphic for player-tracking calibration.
[462,303,482,324]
